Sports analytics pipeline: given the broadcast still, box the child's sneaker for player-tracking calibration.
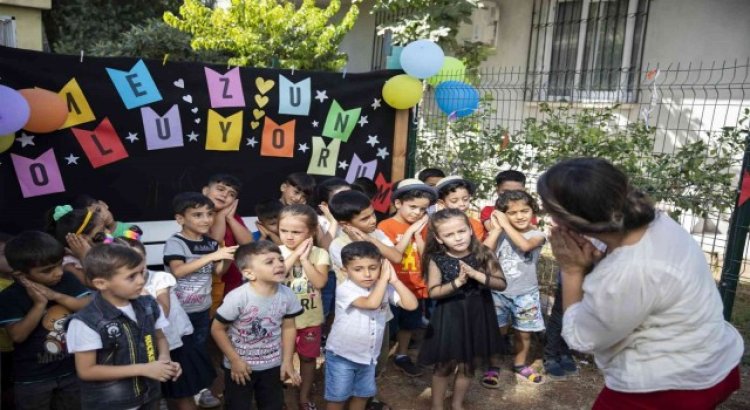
[394,355,423,377]
[197,389,221,408]
[299,402,318,410]
[559,355,579,376]
[543,359,567,381]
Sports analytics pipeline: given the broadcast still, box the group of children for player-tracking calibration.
[0,167,576,410]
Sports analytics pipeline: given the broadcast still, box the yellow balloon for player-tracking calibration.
[382,74,423,109]
[427,57,466,87]
[0,133,15,154]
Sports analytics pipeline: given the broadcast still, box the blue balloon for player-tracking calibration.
[434,81,479,119]
[400,40,445,79]
[0,85,30,135]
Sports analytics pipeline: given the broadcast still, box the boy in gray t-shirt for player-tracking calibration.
[211,241,303,410]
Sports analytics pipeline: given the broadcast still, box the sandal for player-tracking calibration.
[481,368,501,389]
[366,398,391,410]
[514,365,543,384]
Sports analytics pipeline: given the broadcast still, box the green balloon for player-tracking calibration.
[0,133,15,154]
[427,57,466,87]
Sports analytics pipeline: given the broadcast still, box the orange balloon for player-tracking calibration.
[19,88,68,133]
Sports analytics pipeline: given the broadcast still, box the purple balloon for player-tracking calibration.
[0,84,31,135]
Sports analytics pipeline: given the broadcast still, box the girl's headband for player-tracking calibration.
[75,210,93,235]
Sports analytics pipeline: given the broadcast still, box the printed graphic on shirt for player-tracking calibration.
[287,264,318,311]
[399,240,419,272]
[231,305,279,366]
[174,264,213,307]
[41,305,72,356]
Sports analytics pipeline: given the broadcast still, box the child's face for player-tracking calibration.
[81,217,109,245]
[0,242,11,274]
[279,215,312,250]
[88,200,115,227]
[344,256,382,289]
[435,217,473,255]
[345,206,378,234]
[258,217,279,235]
[424,176,442,187]
[394,197,430,224]
[440,187,472,213]
[280,183,307,205]
[242,251,287,284]
[26,260,64,287]
[497,181,525,196]
[96,262,146,304]
[176,205,215,236]
[504,200,534,232]
[203,182,238,211]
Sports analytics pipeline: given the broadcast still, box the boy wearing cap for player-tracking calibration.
[436,176,486,240]
[376,179,437,377]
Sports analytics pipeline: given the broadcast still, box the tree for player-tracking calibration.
[43,0,183,54]
[163,0,360,70]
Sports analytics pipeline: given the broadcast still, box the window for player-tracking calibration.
[0,16,16,47]
[526,0,649,102]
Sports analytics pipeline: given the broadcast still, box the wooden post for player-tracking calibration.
[391,109,409,181]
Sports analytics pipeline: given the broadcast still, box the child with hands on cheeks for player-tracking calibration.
[211,241,303,410]
[325,241,418,410]
[278,204,331,410]
[418,209,507,410]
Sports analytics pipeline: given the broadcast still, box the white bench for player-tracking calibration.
[133,217,258,267]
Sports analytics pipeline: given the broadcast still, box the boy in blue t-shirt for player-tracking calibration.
[0,231,91,410]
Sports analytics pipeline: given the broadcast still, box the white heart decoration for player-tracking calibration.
[183,95,193,103]
[173,79,185,88]
[191,107,198,114]
[195,118,201,124]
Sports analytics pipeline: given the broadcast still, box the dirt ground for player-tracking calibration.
[272,333,750,410]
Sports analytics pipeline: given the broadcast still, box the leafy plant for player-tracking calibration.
[164,0,359,70]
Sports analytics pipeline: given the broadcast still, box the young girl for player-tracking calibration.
[483,190,546,384]
[119,238,215,410]
[418,209,506,410]
[73,194,139,238]
[46,204,108,284]
[278,204,330,410]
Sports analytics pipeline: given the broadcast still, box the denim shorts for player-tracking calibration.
[321,270,337,317]
[324,351,376,402]
[493,290,545,332]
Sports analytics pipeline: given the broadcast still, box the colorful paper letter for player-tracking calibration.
[307,137,341,176]
[205,110,243,151]
[260,117,296,158]
[58,78,95,128]
[205,67,246,108]
[71,118,129,168]
[278,75,311,116]
[10,148,66,198]
[322,100,361,142]
[345,153,377,183]
[372,173,393,213]
[106,59,162,109]
[141,105,184,151]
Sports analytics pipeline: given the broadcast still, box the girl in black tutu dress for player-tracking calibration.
[418,209,507,410]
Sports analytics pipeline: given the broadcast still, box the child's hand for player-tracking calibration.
[298,238,313,261]
[212,245,239,261]
[230,357,252,385]
[492,210,510,228]
[408,215,429,235]
[489,211,503,232]
[280,361,301,386]
[19,277,48,306]
[342,225,368,242]
[256,221,270,239]
[65,233,91,260]
[318,203,335,224]
[459,261,481,281]
[455,265,469,287]
[224,199,239,219]
[141,360,178,382]
[25,280,60,302]
[168,361,182,381]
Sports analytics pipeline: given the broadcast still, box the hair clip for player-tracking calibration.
[102,232,115,244]
[120,228,142,241]
[53,205,74,221]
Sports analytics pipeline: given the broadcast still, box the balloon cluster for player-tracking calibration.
[381,40,480,119]
[0,85,69,138]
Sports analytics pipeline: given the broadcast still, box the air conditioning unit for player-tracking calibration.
[471,2,499,46]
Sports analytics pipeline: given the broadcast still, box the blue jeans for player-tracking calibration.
[14,373,80,410]
[324,351,376,402]
[188,309,211,349]
[321,270,337,317]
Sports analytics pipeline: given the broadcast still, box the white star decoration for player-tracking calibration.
[187,131,199,142]
[17,133,35,147]
[376,147,389,160]
[366,135,379,147]
[298,143,310,153]
[358,115,369,127]
[64,154,79,165]
[314,90,328,103]
[312,120,319,128]
[125,132,139,143]
[371,98,381,110]
[338,160,349,170]
[246,137,258,147]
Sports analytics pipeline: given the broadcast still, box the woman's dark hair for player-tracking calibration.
[537,157,655,234]
[495,190,539,214]
[313,177,350,207]
[421,209,500,280]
